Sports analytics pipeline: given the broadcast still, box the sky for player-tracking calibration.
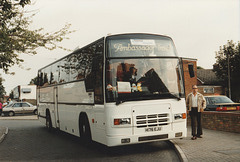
[1,0,239,94]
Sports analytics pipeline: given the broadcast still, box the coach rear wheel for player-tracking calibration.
[33,110,38,115]
[80,115,92,143]
[46,112,52,132]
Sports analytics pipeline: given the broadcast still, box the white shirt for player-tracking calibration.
[191,93,198,107]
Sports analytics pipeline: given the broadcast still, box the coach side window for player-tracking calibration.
[38,71,43,87]
[94,41,104,104]
[42,66,51,87]
[84,45,95,92]
[51,63,59,84]
[59,58,70,83]
[69,54,78,81]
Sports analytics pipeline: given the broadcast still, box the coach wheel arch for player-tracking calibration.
[79,112,92,142]
[46,109,52,131]
[33,109,38,115]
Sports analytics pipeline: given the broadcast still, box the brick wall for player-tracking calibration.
[182,58,197,96]
[187,111,240,133]
[198,86,225,96]
[202,111,240,133]
[22,99,37,105]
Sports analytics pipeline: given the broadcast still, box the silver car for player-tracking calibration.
[3,102,37,116]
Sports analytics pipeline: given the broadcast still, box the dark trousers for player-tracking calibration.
[0,109,2,116]
[189,107,202,136]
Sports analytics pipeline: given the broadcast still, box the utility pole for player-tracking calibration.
[227,53,231,99]
[226,41,231,99]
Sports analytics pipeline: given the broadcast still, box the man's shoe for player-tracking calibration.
[197,135,203,138]
[191,136,197,140]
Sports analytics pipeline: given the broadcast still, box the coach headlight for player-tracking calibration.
[174,113,186,120]
[114,118,131,125]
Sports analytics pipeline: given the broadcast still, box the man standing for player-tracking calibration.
[186,85,206,140]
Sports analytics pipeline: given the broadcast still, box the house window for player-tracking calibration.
[203,87,214,93]
[22,88,31,93]
[188,64,195,78]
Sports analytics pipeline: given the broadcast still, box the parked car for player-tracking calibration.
[3,102,37,116]
[204,95,240,111]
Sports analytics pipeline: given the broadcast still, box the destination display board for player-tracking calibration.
[107,37,177,57]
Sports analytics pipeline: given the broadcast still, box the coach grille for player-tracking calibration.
[136,113,169,128]
[136,115,146,119]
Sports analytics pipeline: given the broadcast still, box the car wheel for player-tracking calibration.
[79,115,92,143]
[8,111,15,116]
[33,109,38,115]
[46,112,52,132]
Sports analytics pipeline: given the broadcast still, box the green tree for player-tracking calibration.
[0,0,74,73]
[213,40,240,102]
[9,90,13,99]
[30,76,38,85]
[197,66,204,69]
[0,75,6,98]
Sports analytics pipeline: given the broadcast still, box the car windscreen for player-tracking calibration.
[5,103,13,108]
[208,96,233,104]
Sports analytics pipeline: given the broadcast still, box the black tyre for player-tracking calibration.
[46,112,52,132]
[33,109,38,115]
[8,111,15,116]
[79,115,92,143]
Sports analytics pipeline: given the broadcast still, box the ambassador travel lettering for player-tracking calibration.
[114,43,154,52]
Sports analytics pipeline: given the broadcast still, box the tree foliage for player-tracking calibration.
[213,40,240,102]
[0,75,6,98]
[29,75,37,85]
[197,66,204,69]
[0,0,74,73]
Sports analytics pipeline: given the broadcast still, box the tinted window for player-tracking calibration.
[51,62,60,84]
[188,64,195,78]
[69,53,79,81]
[84,44,95,91]
[38,38,104,87]
[22,103,30,107]
[208,96,233,104]
[6,103,13,108]
[59,57,70,83]
[42,66,51,86]
[38,71,44,86]
[13,103,21,107]
[106,58,184,102]
[94,42,104,104]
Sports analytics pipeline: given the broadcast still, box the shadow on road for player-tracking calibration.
[0,120,179,161]
[47,127,172,158]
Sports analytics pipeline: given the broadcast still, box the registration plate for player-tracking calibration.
[145,127,162,132]
[227,107,236,110]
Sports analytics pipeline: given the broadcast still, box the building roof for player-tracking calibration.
[197,69,222,85]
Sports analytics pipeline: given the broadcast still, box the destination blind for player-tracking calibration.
[108,38,177,57]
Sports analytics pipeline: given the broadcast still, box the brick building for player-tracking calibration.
[197,69,225,96]
[181,58,198,96]
[181,58,224,96]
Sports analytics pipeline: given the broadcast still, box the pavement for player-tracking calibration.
[0,116,239,161]
[172,127,240,162]
[0,126,8,144]
[0,115,38,120]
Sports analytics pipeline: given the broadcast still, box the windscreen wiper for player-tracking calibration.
[161,92,181,101]
[116,99,125,105]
